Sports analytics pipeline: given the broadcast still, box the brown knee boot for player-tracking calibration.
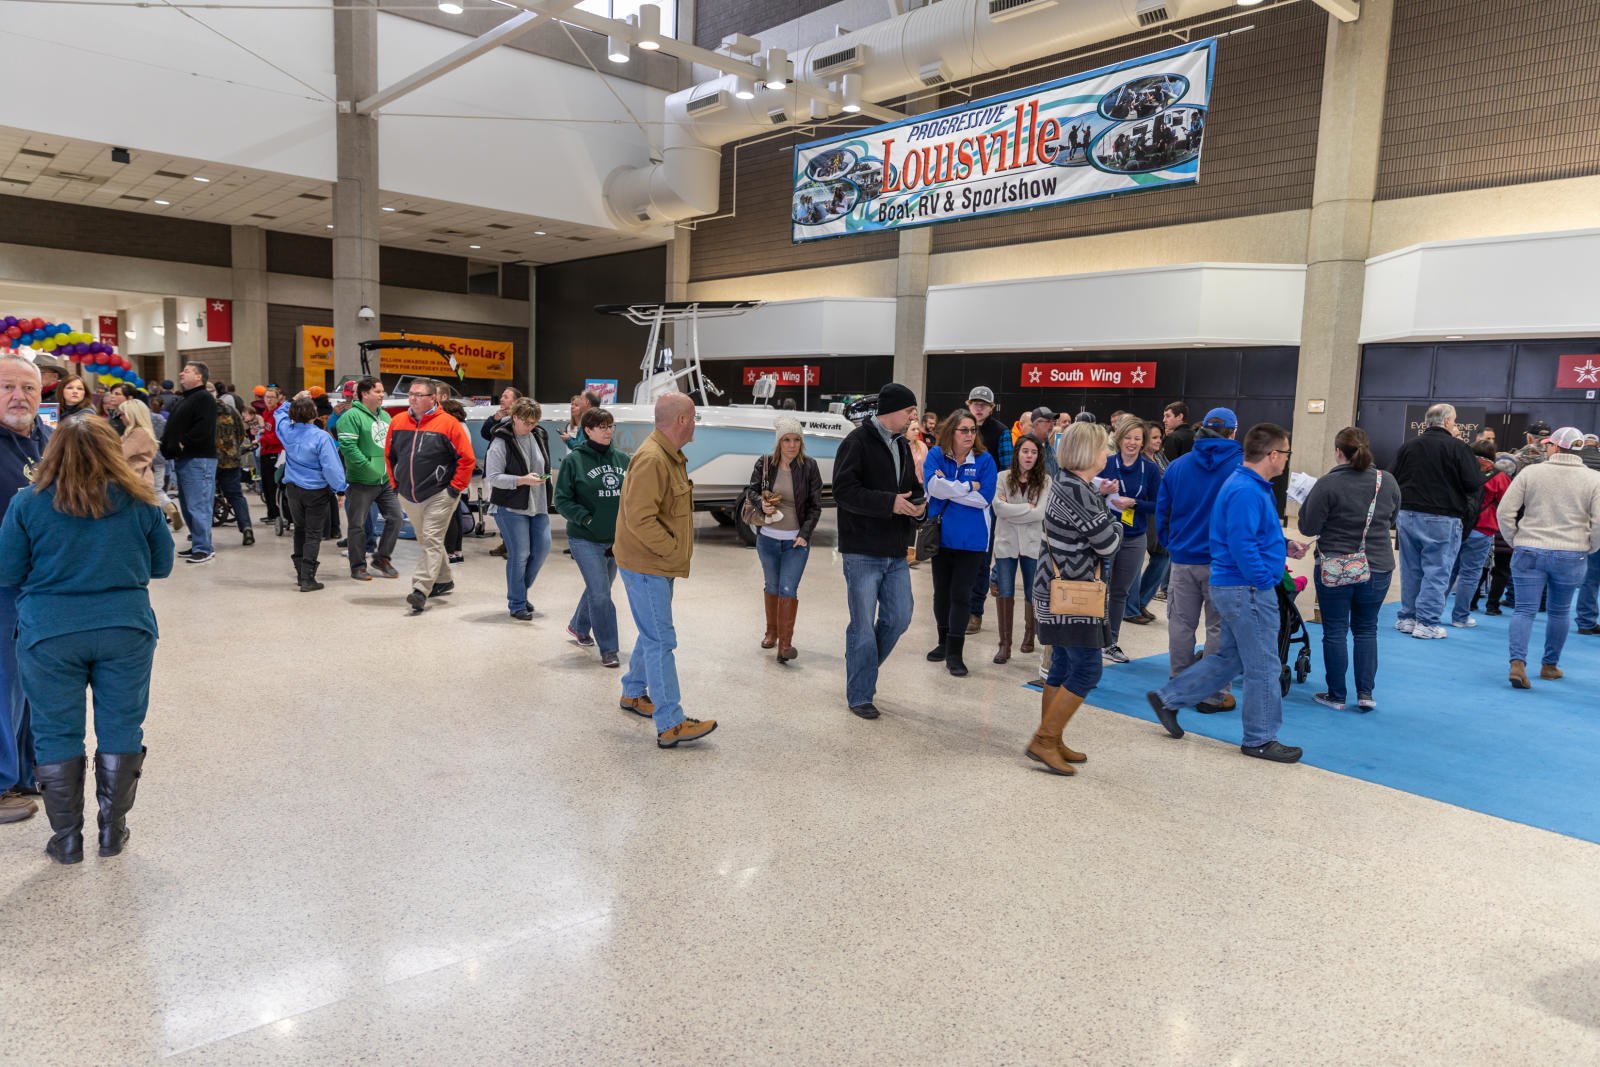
[993,596,1014,664]
[777,597,799,662]
[1051,686,1087,763]
[1020,600,1036,653]
[1024,685,1076,776]
[761,593,778,649]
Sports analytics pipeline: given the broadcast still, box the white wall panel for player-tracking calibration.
[694,298,896,358]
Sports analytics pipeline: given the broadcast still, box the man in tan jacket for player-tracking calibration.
[614,393,717,747]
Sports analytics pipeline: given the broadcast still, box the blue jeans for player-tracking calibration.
[17,627,156,764]
[1575,548,1600,630]
[620,569,684,734]
[1157,584,1282,748]
[1129,550,1171,615]
[1396,510,1461,627]
[175,457,218,554]
[756,533,811,598]
[216,467,253,532]
[568,537,620,655]
[993,555,1037,599]
[1508,548,1588,665]
[497,512,551,613]
[1451,531,1495,624]
[0,588,25,790]
[1046,644,1102,698]
[1315,568,1392,702]
[842,553,914,708]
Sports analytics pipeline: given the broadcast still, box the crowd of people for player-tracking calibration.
[3,348,1600,861]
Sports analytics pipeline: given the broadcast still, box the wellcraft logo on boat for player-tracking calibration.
[790,39,1216,243]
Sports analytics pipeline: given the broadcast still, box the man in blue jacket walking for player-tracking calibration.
[1147,423,1307,763]
[1154,408,1242,713]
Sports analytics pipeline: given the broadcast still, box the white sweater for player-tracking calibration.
[1497,453,1600,553]
[992,479,1048,559]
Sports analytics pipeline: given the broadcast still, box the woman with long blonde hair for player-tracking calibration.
[117,398,180,529]
[0,415,174,864]
[744,416,823,661]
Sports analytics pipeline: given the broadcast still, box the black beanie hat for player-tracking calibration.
[877,382,917,415]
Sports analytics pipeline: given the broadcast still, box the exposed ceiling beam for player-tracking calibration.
[356,0,582,115]
[1309,0,1360,22]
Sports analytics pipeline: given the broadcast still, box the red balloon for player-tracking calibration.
[4,326,18,339]
[28,318,44,331]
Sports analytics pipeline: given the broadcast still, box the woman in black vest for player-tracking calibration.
[485,397,553,620]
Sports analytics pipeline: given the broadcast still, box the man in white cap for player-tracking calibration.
[1496,427,1600,688]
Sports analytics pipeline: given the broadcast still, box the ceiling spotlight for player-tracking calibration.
[469,244,481,249]
[382,206,397,212]
[534,229,546,235]
[326,224,334,229]
[153,199,170,206]
[152,323,165,336]
[1445,335,1465,340]
[840,74,862,114]
[734,76,756,101]
[192,175,211,183]
[124,328,137,340]
[176,319,190,333]
[437,0,464,13]
[636,4,661,49]
[608,35,630,63]
[764,48,789,90]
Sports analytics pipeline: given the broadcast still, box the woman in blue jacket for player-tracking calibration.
[1097,416,1162,664]
[275,393,349,592]
[0,415,174,864]
[923,409,997,677]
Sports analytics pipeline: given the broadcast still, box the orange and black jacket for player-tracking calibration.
[385,405,475,503]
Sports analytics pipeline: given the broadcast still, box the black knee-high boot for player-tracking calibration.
[35,756,87,865]
[95,748,146,858]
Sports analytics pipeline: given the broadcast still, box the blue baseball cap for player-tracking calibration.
[1202,407,1237,429]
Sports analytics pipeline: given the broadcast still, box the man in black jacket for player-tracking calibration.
[1391,403,1481,640]
[160,360,220,564]
[1162,401,1195,461]
[834,382,926,719]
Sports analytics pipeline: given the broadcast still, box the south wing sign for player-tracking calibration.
[791,40,1216,242]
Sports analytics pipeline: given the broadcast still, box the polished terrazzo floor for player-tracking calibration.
[3,514,1599,1064]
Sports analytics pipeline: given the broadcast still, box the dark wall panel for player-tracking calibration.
[0,193,231,267]
[535,246,666,399]
[381,247,468,294]
[1378,0,1600,200]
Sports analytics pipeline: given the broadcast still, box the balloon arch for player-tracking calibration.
[2,314,146,391]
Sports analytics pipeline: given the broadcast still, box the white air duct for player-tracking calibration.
[604,0,1240,227]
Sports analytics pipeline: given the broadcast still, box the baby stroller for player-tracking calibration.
[1277,581,1312,697]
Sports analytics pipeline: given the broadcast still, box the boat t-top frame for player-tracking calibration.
[596,300,763,405]
[356,336,466,383]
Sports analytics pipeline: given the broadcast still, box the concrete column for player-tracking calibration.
[893,226,931,405]
[333,0,380,383]
[230,225,270,389]
[1291,0,1395,470]
[161,297,179,383]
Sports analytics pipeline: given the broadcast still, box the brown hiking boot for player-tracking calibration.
[1049,686,1088,763]
[0,792,38,823]
[966,614,982,635]
[761,592,779,649]
[1509,660,1531,689]
[1540,663,1563,680]
[1196,693,1236,713]
[620,694,656,718]
[658,718,717,747]
[1024,685,1076,776]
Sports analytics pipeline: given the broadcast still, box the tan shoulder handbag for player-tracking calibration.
[1045,552,1107,619]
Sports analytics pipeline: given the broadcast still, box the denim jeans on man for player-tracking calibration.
[1396,510,1462,627]
[568,538,619,655]
[756,534,811,598]
[993,554,1036,598]
[1451,530,1495,624]
[1575,548,1600,631]
[1157,584,1282,748]
[215,467,253,533]
[1508,547,1589,666]
[174,456,218,554]
[0,588,26,791]
[619,568,685,734]
[1315,568,1392,702]
[1045,644,1102,697]
[497,512,551,614]
[842,553,914,708]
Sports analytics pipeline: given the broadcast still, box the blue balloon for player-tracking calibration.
[54,324,68,336]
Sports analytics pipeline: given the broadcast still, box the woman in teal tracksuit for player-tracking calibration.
[923,408,998,677]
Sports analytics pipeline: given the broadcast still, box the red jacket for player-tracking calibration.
[385,405,475,502]
[1475,470,1510,537]
[258,416,283,456]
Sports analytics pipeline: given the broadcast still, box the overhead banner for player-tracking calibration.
[297,326,512,389]
[791,39,1215,243]
[1022,361,1156,389]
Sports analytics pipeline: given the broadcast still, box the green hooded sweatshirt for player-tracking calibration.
[336,400,391,486]
[554,433,629,543]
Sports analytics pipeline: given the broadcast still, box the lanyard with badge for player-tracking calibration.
[1112,455,1142,527]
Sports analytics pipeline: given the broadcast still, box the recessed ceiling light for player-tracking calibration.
[469,244,481,249]
[382,206,397,212]
[534,230,546,235]
[192,175,211,183]
[153,199,170,205]
[1194,343,1207,347]
[1445,334,1465,340]
[326,224,334,229]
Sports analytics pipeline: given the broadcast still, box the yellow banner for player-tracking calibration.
[298,326,512,390]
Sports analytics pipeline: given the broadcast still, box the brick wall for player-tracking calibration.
[0,194,232,266]
[694,0,839,49]
[1376,0,1600,200]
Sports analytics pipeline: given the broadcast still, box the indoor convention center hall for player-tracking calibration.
[2,0,1599,1063]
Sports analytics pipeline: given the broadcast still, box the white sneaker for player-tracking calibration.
[1451,618,1477,628]
[1395,618,1416,634]
[1411,624,1448,640]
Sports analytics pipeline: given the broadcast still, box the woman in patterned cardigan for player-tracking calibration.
[1026,422,1122,776]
